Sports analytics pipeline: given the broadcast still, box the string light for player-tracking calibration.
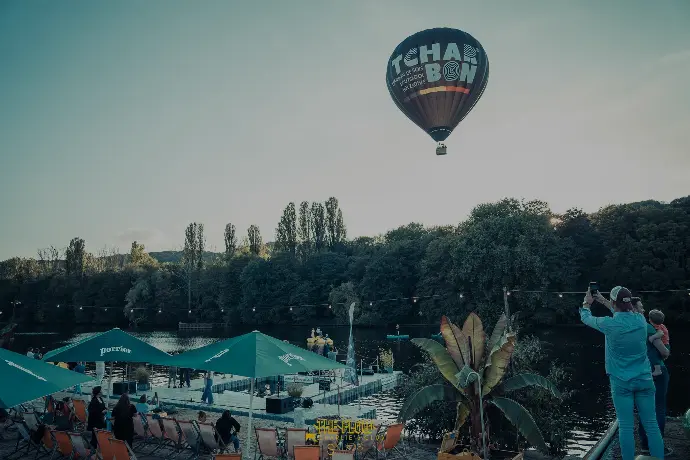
[26,287,687,316]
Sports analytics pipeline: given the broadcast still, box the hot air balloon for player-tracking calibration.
[386,28,489,155]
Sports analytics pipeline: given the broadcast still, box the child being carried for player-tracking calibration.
[648,309,669,377]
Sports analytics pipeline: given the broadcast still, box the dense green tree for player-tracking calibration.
[310,202,326,251]
[224,223,237,260]
[247,225,263,255]
[1,195,688,327]
[65,237,86,277]
[275,203,298,255]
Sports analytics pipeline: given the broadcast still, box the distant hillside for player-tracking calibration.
[149,251,221,264]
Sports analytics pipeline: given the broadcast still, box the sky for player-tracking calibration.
[1,0,689,260]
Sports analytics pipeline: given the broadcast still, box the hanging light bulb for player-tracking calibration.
[252,307,256,312]
[131,309,134,313]
[459,293,464,298]
[221,308,224,313]
[188,310,191,314]
[558,293,563,298]
[158,309,162,313]
[328,305,332,309]
[369,302,373,306]
[57,304,60,308]
[289,306,293,311]
[507,291,511,296]
[105,308,108,312]
[413,297,417,303]
[79,306,83,310]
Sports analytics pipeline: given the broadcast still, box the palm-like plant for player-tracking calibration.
[398,314,561,454]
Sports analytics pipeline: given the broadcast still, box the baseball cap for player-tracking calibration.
[610,286,633,311]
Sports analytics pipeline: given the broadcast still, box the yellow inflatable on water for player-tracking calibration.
[307,336,333,346]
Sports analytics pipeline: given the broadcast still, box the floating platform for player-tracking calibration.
[386,334,409,340]
[71,370,403,425]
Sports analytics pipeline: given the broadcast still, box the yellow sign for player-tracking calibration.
[309,419,385,456]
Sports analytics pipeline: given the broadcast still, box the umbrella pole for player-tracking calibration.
[246,378,255,460]
[107,362,113,407]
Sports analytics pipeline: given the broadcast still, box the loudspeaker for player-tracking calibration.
[265,396,293,414]
[112,381,136,395]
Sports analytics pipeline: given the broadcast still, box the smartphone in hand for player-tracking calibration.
[589,281,599,295]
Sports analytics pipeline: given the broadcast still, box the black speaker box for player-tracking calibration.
[265,396,293,414]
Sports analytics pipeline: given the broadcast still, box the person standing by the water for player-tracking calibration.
[168,353,178,388]
[95,361,105,384]
[73,362,86,395]
[201,370,214,404]
[582,286,664,460]
[87,386,107,448]
[633,298,672,457]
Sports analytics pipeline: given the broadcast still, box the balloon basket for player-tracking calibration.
[436,143,447,155]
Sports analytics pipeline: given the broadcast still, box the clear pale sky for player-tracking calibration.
[1,0,689,259]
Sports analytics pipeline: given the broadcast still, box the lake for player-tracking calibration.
[8,323,688,457]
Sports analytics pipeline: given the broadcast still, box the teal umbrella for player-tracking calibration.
[0,348,94,409]
[169,330,346,377]
[43,328,172,402]
[43,328,172,364]
[170,330,346,459]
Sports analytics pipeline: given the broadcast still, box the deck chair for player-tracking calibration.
[196,421,228,454]
[285,428,307,459]
[109,438,138,460]
[34,427,58,460]
[146,414,174,454]
[255,427,283,459]
[355,424,380,460]
[331,447,356,460]
[177,420,202,458]
[293,445,320,460]
[53,430,76,460]
[72,400,88,429]
[318,431,338,460]
[68,432,96,460]
[95,429,117,460]
[24,411,41,432]
[160,417,186,454]
[376,423,404,459]
[131,413,151,452]
[5,421,42,460]
[212,455,241,460]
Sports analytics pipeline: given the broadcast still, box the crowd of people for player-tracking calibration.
[580,285,672,460]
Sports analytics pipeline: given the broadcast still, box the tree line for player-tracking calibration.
[1,195,689,328]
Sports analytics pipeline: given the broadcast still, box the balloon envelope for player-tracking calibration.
[386,28,489,143]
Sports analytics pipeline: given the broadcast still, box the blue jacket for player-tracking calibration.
[580,308,652,381]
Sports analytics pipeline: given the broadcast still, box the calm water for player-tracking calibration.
[9,323,689,456]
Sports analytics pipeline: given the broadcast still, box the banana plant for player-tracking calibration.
[397,314,561,453]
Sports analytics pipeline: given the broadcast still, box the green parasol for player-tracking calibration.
[42,327,172,403]
[42,327,172,364]
[169,330,346,459]
[0,348,94,409]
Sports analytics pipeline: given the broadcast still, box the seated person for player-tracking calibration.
[135,395,151,414]
[215,410,241,452]
[53,397,75,431]
[197,411,207,423]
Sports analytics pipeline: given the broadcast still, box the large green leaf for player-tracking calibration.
[490,396,547,452]
[411,338,463,391]
[397,384,459,422]
[485,313,508,363]
[482,332,516,395]
[495,373,562,399]
[454,401,470,431]
[462,312,485,370]
[440,316,469,369]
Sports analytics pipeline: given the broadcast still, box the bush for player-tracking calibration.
[395,357,455,442]
[398,334,572,455]
[286,383,304,397]
[134,366,150,383]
